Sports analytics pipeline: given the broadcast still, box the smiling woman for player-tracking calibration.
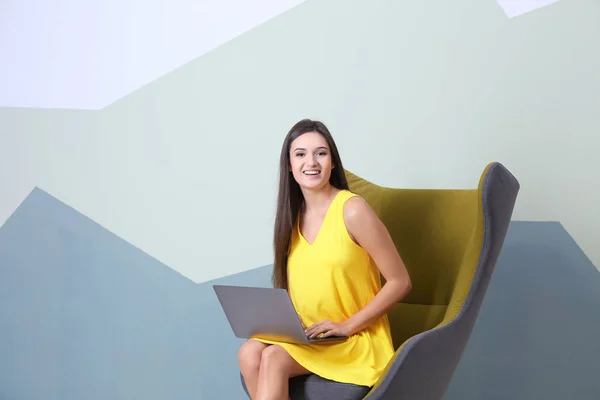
[237,119,412,400]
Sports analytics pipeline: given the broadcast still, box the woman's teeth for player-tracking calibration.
[304,171,320,175]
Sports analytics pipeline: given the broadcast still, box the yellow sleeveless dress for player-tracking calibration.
[253,190,395,387]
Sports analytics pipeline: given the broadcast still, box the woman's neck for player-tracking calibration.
[301,184,340,215]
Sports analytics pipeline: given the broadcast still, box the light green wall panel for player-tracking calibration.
[1,0,599,283]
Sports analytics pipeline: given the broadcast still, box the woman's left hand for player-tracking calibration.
[305,319,353,339]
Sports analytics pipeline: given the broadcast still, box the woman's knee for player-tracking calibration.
[238,340,268,371]
[260,345,295,372]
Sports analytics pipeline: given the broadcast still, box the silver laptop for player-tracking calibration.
[213,284,348,344]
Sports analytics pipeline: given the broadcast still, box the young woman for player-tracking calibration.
[238,119,412,400]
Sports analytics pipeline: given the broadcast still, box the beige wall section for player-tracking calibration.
[1,0,599,282]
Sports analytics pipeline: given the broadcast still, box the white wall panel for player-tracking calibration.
[0,0,306,109]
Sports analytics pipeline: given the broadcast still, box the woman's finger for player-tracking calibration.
[305,320,324,333]
[320,328,339,338]
[307,321,332,338]
[306,324,323,337]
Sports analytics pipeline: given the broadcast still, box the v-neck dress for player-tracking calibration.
[252,190,395,387]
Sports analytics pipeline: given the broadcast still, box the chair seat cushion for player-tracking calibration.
[240,372,371,400]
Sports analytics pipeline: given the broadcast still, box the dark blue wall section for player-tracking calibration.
[0,188,267,399]
[444,221,600,400]
[0,188,599,399]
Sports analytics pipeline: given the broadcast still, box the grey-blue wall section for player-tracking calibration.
[0,188,598,399]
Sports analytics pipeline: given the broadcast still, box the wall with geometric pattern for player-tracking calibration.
[1,0,598,288]
[2,0,600,399]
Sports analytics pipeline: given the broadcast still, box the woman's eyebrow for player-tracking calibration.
[293,146,328,151]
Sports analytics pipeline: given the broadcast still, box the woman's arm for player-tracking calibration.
[342,196,412,335]
[306,196,412,339]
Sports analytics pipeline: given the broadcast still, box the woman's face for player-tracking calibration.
[289,131,334,191]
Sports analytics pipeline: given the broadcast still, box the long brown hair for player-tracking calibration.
[272,119,350,290]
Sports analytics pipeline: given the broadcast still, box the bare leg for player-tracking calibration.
[238,339,269,399]
[256,345,311,400]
